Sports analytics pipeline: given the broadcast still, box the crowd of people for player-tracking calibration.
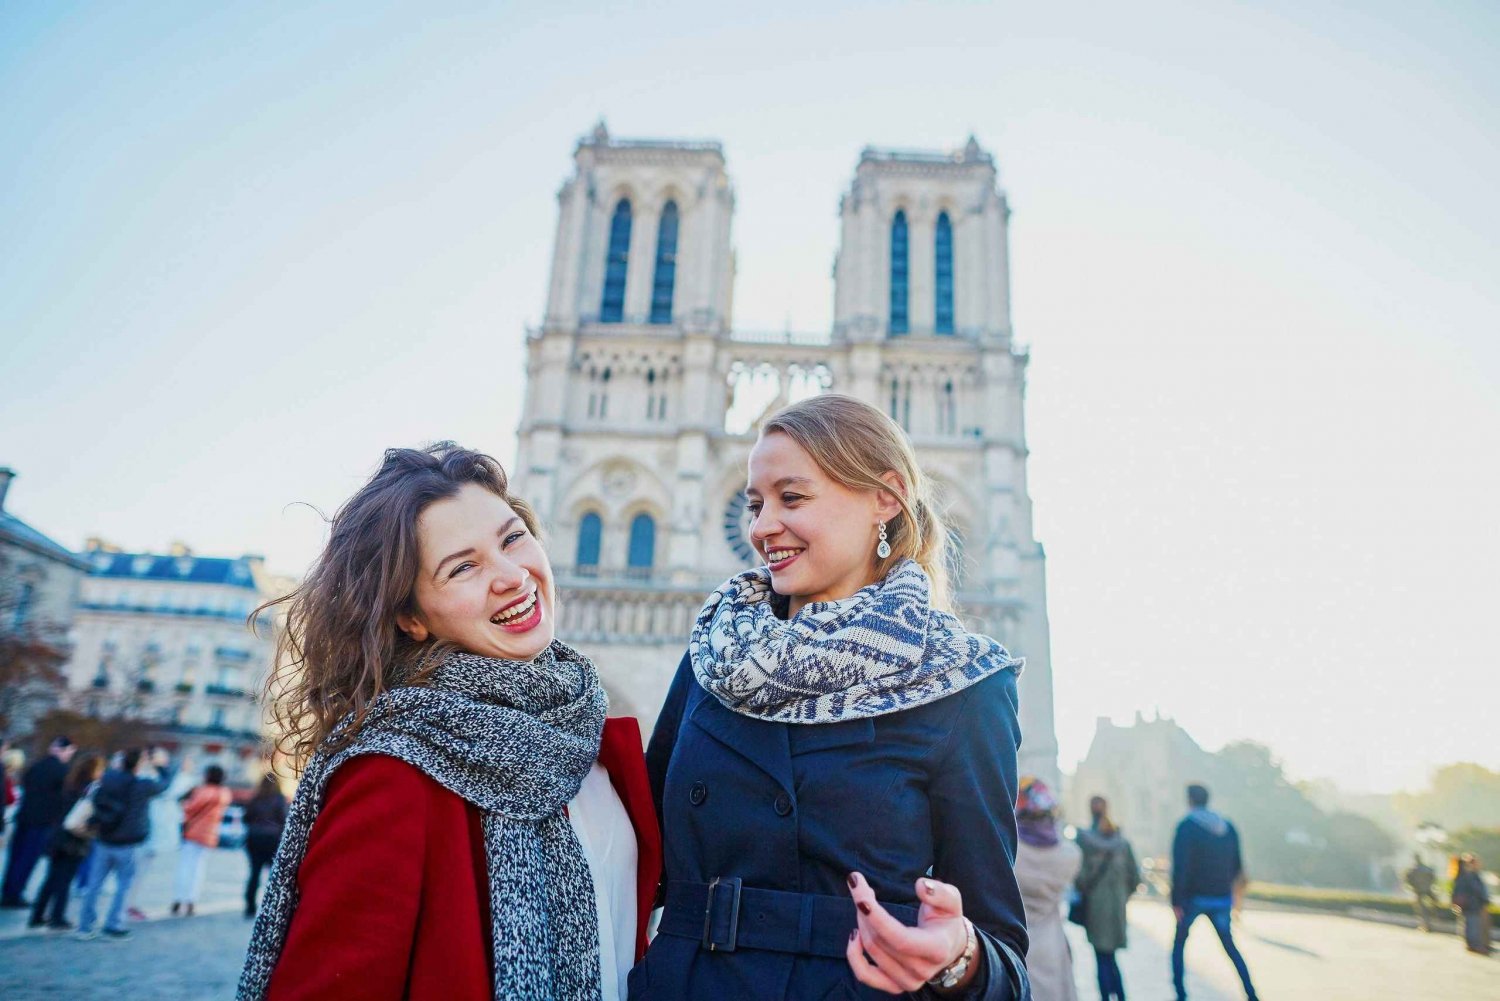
[0,394,1494,1000]
[0,734,289,939]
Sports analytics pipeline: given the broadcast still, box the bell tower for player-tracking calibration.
[512,128,1058,789]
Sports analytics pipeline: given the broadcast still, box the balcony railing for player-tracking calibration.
[205,684,248,699]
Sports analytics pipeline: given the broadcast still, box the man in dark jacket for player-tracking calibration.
[1170,783,1258,1001]
[0,735,75,907]
[75,746,176,940]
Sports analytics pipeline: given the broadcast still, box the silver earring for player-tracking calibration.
[876,522,891,559]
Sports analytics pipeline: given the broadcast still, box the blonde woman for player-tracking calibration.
[634,394,1029,1000]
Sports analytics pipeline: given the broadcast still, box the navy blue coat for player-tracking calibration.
[630,652,1030,1000]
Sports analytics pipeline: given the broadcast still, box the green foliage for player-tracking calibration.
[1206,741,1399,889]
[1445,827,1500,868]
[1394,763,1500,831]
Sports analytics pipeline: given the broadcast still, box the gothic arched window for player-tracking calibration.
[627,513,656,573]
[600,199,632,323]
[576,512,602,572]
[890,210,909,335]
[650,201,679,325]
[935,211,955,334]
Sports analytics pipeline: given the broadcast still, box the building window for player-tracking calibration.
[940,378,957,435]
[650,201,679,324]
[627,513,656,574]
[935,211,954,334]
[600,199,632,323]
[10,582,33,629]
[575,512,602,572]
[890,210,909,335]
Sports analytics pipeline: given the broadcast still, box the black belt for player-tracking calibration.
[657,878,920,958]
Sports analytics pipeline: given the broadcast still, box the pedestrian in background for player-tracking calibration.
[1451,853,1492,956]
[76,746,176,940]
[28,752,105,930]
[1014,776,1080,1001]
[1404,854,1439,932]
[1,735,75,908]
[1075,795,1140,1001]
[172,764,231,917]
[1170,783,1259,1001]
[241,773,287,918]
[127,754,194,921]
[1,742,21,840]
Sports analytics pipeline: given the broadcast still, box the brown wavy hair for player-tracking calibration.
[761,393,952,609]
[256,443,541,773]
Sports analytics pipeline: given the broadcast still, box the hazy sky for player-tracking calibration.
[3,1,1497,793]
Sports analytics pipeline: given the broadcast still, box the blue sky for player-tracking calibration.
[3,1,1496,791]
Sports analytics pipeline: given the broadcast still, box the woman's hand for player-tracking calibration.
[845,871,982,995]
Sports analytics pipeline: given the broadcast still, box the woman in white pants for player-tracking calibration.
[172,764,231,915]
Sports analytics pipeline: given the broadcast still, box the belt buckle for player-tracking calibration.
[700,876,743,952]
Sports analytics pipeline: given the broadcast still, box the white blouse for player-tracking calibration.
[567,761,639,1001]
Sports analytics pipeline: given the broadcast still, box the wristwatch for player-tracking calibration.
[927,917,977,990]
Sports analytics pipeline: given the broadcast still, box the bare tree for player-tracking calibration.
[0,548,71,734]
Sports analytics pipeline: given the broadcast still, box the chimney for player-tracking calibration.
[0,468,13,512]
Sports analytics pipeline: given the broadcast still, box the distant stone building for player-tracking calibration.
[1067,713,1215,862]
[514,125,1059,785]
[62,541,276,782]
[0,468,91,736]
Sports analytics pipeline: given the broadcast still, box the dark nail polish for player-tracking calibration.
[858,901,871,916]
[847,873,858,889]
[849,928,858,942]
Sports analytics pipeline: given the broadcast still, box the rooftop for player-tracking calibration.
[859,135,995,169]
[577,120,724,157]
[83,551,262,591]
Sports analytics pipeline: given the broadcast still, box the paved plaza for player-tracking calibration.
[0,852,1495,999]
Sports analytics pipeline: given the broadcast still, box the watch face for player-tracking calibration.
[722,493,758,566]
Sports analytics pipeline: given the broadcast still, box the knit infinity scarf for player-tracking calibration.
[237,641,608,1001]
[690,558,1022,723]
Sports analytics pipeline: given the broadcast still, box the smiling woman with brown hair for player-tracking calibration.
[237,443,659,1001]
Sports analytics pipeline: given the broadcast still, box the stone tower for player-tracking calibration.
[514,125,1059,787]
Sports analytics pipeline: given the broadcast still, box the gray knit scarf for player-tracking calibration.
[237,641,608,1001]
[691,558,1022,723]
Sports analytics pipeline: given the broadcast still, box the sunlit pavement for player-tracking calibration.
[2,858,1496,1000]
[0,844,254,1000]
[1067,899,1498,1001]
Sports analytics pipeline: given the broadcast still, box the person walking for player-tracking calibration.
[1013,777,1080,1001]
[0,735,75,907]
[1171,783,1258,1001]
[241,774,287,918]
[1075,796,1140,1001]
[75,746,176,940]
[636,395,1030,1000]
[1404,854,1439,932]
[1451,853,1493,956]
[27,752,105,930]
[172,764,232,916]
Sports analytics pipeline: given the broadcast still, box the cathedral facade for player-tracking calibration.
[514,125,1059,786]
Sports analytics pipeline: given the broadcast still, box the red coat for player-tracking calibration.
[267,717,661,1000]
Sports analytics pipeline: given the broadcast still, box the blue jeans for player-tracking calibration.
[1,823,54,903]
[1095,948,1124,1000]
[1172,895,1257,1001]
[78,843,138,933]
